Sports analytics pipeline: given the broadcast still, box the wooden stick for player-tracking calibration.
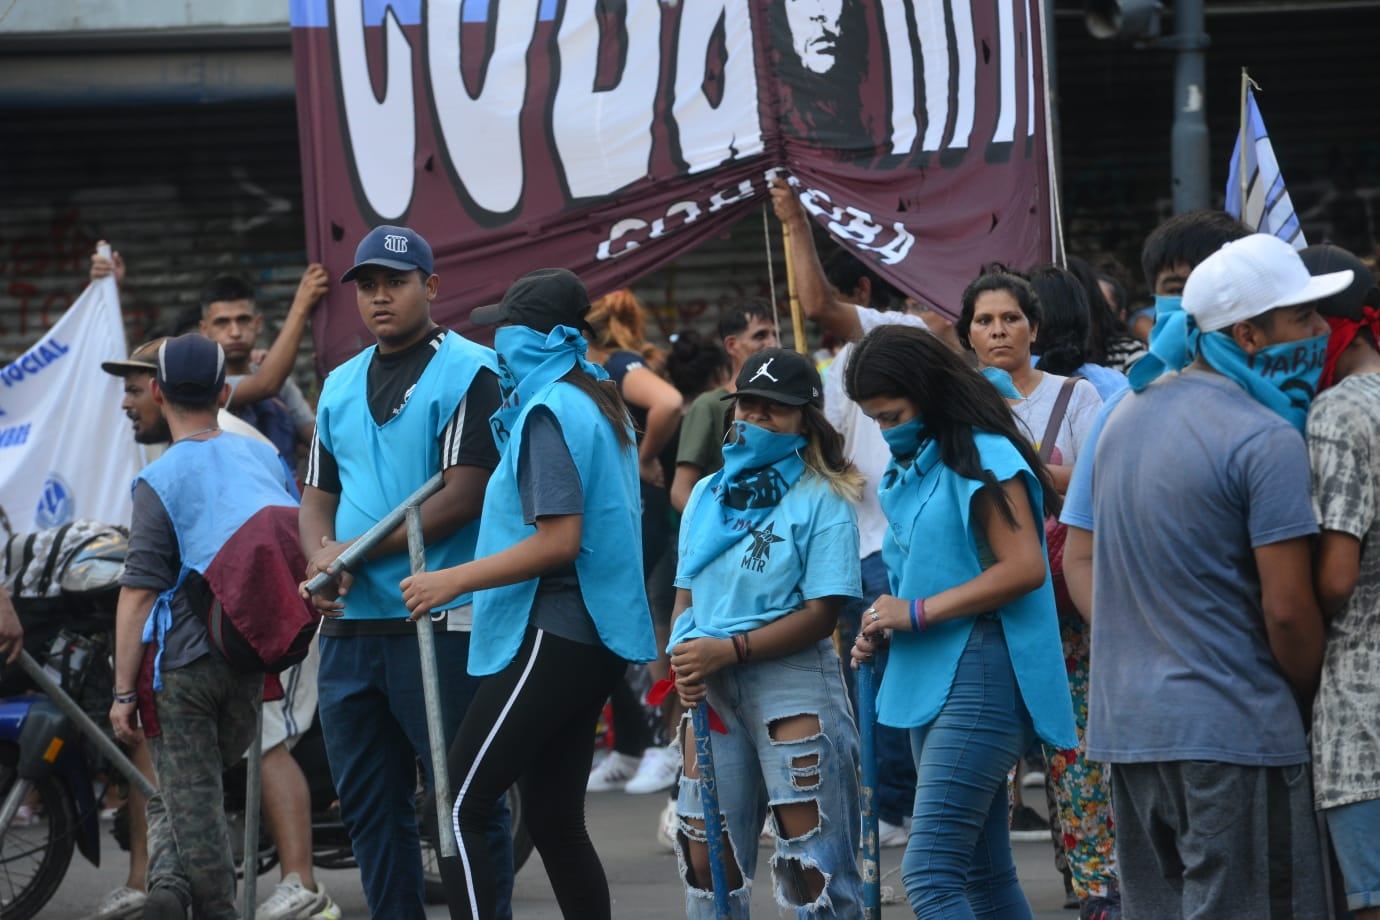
[780,219,809,356]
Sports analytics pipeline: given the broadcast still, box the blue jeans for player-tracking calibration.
[839,551,916,826]
[318,631,513,920]
[676,639,862,919]
[904,617,1034,919]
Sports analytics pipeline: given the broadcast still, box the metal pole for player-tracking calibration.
[691,705,732,920]
[15,651,155,799]
[858,661,881,919]
[408,505,458,859]
[1170,0,1210,213]
[240,700,264,920]
[303,472,444,596]
[1038,0,1066,266]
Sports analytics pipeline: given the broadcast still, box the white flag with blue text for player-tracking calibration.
[0,275,141,533]
[1226,88,1305,249]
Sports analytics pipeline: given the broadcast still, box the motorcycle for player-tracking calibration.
[0,522,128,920]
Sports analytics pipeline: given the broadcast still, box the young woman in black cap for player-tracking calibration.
[400,268,656,920]
[666,346,865,918]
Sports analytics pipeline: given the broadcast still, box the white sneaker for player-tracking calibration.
[656,798,678,852]
[85,886,146,920]
[256,872,336,920]
[877,818,911,848]
[625,745,681,794]
[587,751,640,792]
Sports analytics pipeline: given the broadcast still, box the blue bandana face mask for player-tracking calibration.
[1199,330,1329,432]
[879,417,927,462]
[490,324,607,446]
[678,421,806,579]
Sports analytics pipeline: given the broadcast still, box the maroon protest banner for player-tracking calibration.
[291,0,1052,372]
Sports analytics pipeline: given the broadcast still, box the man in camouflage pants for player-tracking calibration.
[110,335,303,920]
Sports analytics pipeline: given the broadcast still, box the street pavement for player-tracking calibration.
[45,789,1074,918]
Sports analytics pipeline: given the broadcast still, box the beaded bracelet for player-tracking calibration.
[909,598,928,633]
[112,691,138,705]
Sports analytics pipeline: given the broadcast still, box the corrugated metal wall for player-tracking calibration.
[0,101,317,385]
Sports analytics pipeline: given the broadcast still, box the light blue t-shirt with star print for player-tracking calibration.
[669,473,861,650]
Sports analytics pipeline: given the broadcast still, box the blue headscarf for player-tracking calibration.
[491,324,607,446]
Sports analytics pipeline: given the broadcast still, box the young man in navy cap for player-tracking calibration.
[299,225,513,919]
[109,335,305,920]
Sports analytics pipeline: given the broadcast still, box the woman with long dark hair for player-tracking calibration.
[669,347,865,918]
[400,269,656,920]
[1067,257,1145,374]
[846,325,1076,919]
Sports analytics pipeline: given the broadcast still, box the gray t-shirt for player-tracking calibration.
[120,480,211,671]
[518,407,600,647]
[227,374,316,431]
[1307,373,1380,808]
[1086,369,1318,766]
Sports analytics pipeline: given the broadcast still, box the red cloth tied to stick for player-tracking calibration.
[646,670,728,734]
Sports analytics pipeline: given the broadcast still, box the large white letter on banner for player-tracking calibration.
[428,0,540,215]
[673,0,764,175]
[334,1,416,220]
[552,0,659,199]
[0,276,141,533]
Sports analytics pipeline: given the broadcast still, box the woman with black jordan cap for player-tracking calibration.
[400,268,655,920]
[666,347,864,918]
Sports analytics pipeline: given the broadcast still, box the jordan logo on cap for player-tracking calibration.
[384,234,409,254]
[749,359,779,384]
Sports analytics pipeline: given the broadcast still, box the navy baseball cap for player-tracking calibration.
[340,225,434,282]
[156,334,226,404]
[471,268,593,332]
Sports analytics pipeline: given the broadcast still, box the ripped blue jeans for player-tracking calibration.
[675,639,862,919]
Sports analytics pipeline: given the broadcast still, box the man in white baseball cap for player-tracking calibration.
[1082,233,1351,919]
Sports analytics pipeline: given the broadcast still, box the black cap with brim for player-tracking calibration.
[724,349,823,407]
[472,268,592,332]
[1299,244,1377,321]
[721,386,813,407]
[101,338,168,378]
[101,357,158,377]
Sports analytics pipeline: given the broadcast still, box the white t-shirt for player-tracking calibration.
[823,305,935,559]
[1010,371,1102,467]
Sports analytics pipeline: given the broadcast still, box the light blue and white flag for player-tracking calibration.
[0,275,141,532]
[1226,86,1304,249]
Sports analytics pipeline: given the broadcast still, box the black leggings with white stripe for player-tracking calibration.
[441,627,626,920]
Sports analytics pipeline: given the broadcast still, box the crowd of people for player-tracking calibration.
[0,177,1371,920]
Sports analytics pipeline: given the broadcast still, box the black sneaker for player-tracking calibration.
[1008,804,1051,842]
[143,888,187,920]
[1080,894,1123,920]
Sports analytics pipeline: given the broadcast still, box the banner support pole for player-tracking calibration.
[780,220,809,356]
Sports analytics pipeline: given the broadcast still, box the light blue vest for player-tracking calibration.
[877,431,1077,748]
[316,331,497,619]
[136,433,297,684]
[469,381,656,675]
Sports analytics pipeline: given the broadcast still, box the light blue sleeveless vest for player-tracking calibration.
[316,331,496,619]
[877,430,1077,749]
[136,433,297,685]
[468,380,656,675]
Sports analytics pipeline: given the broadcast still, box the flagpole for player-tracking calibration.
[1037,0,1065,266]
[1238,68,1250,212]
[780,221,809,356]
